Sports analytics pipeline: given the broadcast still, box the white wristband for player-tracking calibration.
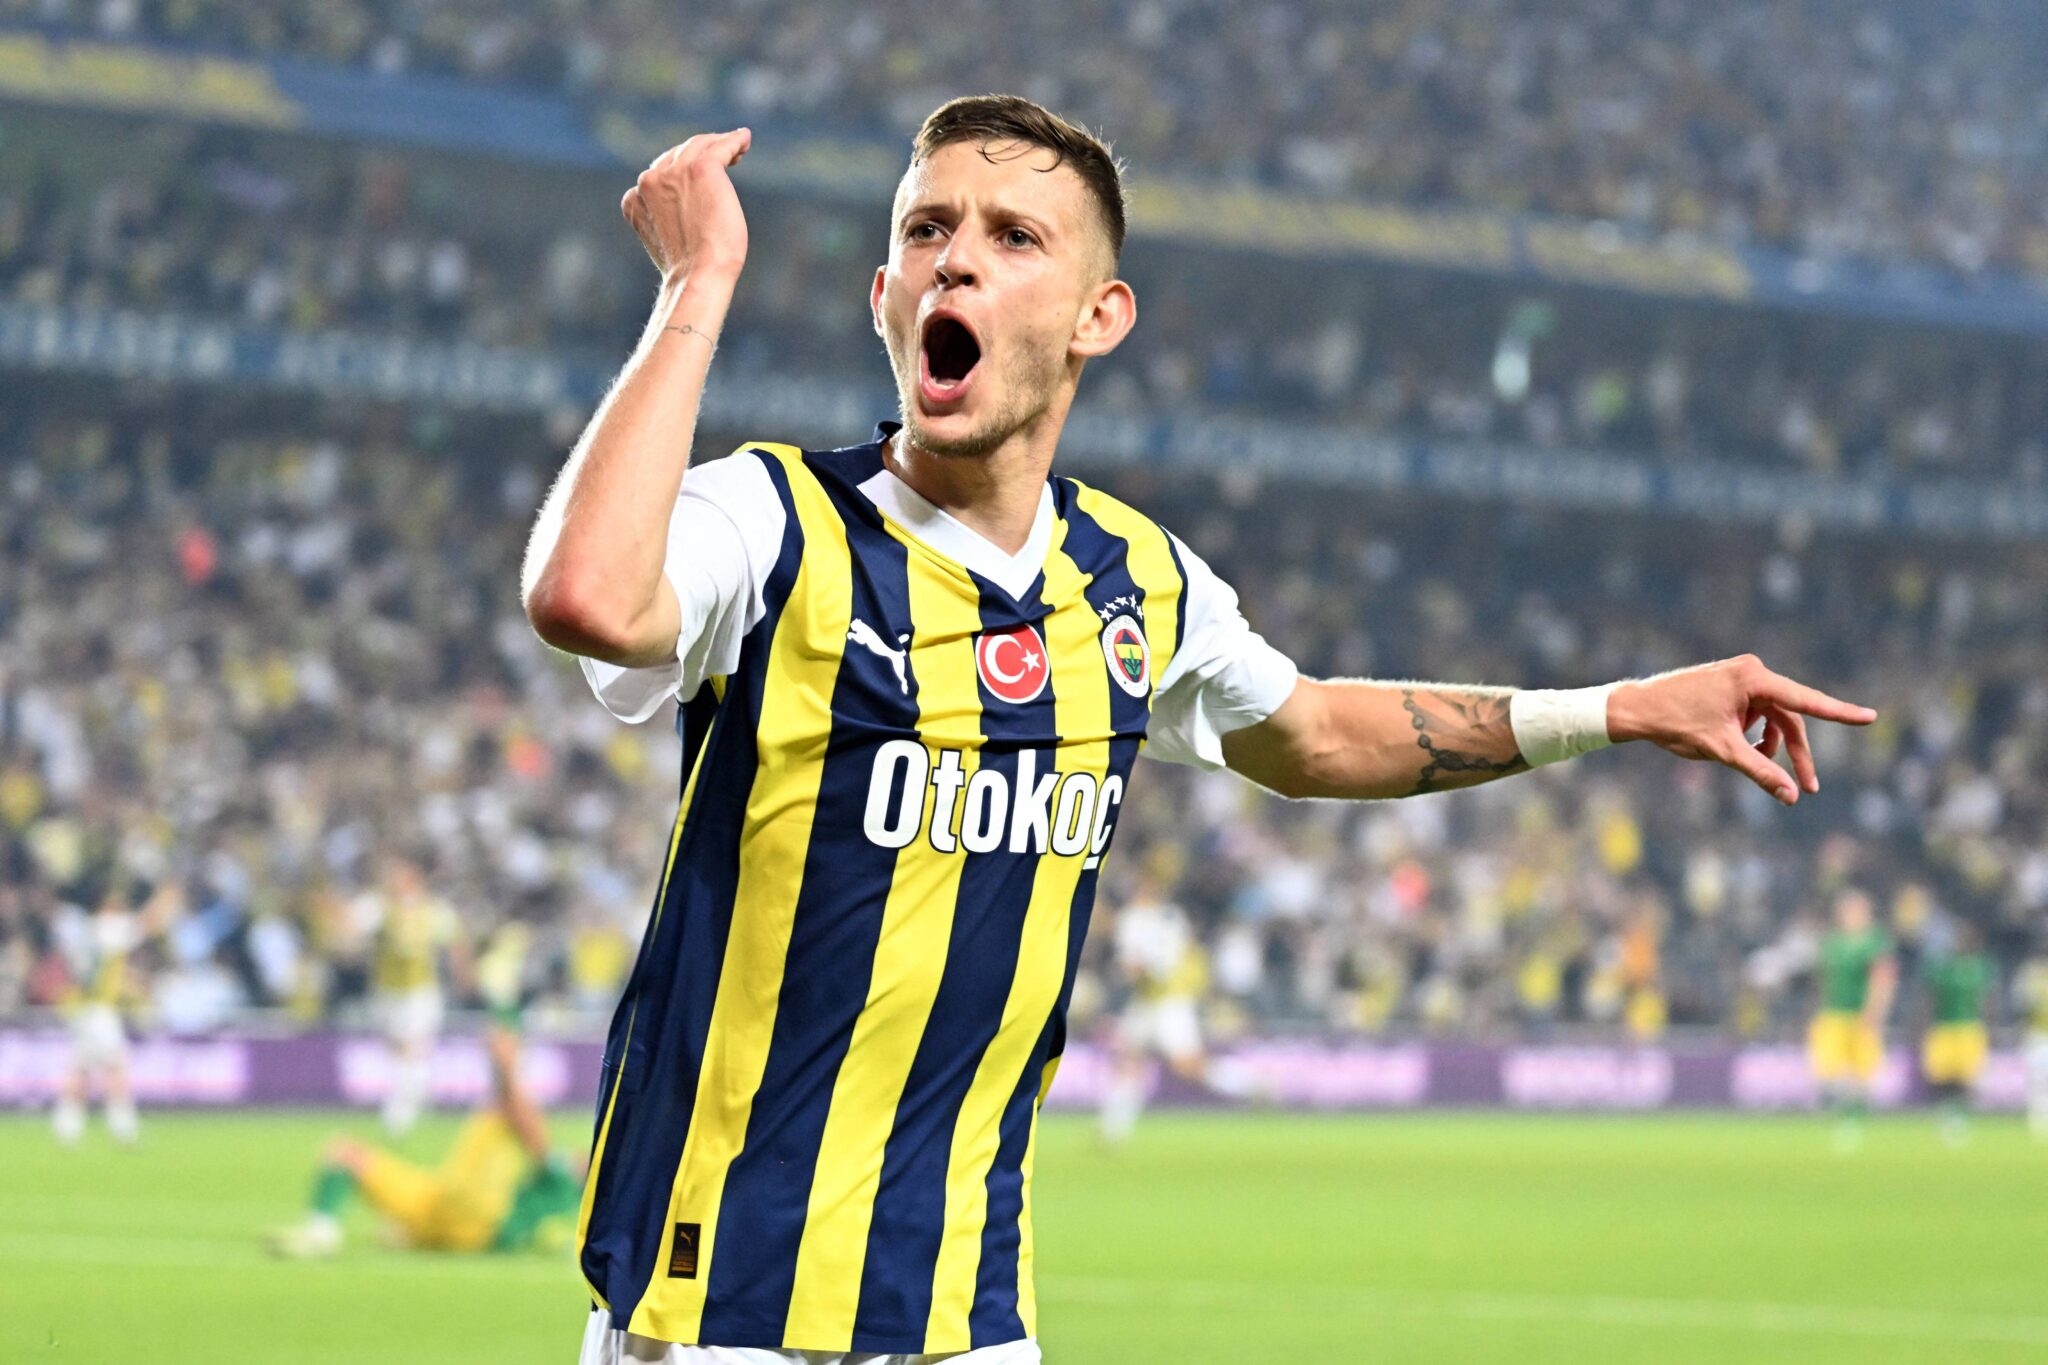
[1509,684,1620,768]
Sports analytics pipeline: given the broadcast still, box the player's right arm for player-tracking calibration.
[1864,950,1898,1029]
[522,128,753,667]
[484,1025,552,1164]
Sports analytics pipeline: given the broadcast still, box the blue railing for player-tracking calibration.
[8,300,2045,542]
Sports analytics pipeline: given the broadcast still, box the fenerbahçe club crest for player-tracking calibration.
[1100,612,1151,697]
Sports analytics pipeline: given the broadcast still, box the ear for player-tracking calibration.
[1070,277,1136,360]
[870,266,887,338]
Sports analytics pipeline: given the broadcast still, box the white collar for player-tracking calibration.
[856,466,1053,601]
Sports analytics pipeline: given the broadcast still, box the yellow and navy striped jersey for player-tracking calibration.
[59,906,145,1014]
[1115,901,1208,1006]
[578,432,1191,1354]
[372,893,457,993]
[2020,959,2048,1033]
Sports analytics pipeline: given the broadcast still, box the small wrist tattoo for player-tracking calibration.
[663,323,716,346]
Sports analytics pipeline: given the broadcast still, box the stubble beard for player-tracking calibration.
[900,408,1021,461]
[893,333,1064,461]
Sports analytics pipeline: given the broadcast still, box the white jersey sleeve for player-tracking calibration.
[1144,534,1299,769]
[578,450,787,723]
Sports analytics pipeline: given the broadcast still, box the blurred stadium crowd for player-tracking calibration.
[3,394,2043,1040]
[8,118,2047,480]
[3,1,2046,1045]
[12,0,2048,281]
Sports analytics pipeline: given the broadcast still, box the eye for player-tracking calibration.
[907,221,942,242]
[1003,227,1038,249]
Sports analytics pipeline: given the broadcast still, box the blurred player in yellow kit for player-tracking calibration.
[357,854,467,1136]
[1919,921,1990,1146]
[268,1022,583,1258]
[1099,866,1255,1144]
[1808,889,1895,1149]
[51,881,180,1147]
[2016,934,2048,1140]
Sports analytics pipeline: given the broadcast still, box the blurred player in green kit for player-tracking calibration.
[1807,890,1895,1150]
[1919,921,1990,1147]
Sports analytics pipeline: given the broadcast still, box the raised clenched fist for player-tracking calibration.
[620,128,752,286]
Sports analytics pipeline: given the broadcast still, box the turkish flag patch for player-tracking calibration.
[975,623,1049,704]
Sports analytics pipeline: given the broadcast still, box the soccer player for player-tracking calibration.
[267,1024,584,1258]
[50,880,179,1147]
[1098,871,1254,1145]
[357,854,466,1136]
[1920,921,1991,1146]
[1807,889,1895,1148]
[522,96,1876,1363]
[2015,935,2048,1139]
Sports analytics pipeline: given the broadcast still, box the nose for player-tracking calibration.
[934,235,982,289]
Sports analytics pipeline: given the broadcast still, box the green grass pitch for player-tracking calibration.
[3,1110,2045,1363]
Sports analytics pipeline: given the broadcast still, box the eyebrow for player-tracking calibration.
[899,198,1060,240]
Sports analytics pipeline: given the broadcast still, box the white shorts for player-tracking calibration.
[2027,1032,2048,1073]
[1121,996,1202,1063]
[380,986,444,1047]
[68,1004,129,1070]
[576,1311,1041,1365]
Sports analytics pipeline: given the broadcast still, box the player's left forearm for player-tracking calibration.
[1224,677,1530,800]
[1866,961,1899,1026]
[1225,655,1875,804]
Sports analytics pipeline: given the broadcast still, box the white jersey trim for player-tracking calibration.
[856,466,1053,602]
[576,441,1299,768]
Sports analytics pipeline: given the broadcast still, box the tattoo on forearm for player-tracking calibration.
[662,323,716,346]
[1400,688,1529,795]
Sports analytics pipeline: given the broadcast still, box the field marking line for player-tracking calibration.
[1038,1276,2048,1347]
[9,1229,2048,1348]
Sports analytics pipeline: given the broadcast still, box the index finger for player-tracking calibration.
[712,127,753,164]
[1755,670,1877,726]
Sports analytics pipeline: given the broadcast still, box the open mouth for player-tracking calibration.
[920,314,982,400]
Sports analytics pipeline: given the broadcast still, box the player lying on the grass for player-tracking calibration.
[267,1024,583,1257]
[522,96,1878,1363]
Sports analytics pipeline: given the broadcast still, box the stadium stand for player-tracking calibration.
[11,0,2048,281]
[3,9,2045,1046]
[5,112,2048,479]
[3,393,2042,1039]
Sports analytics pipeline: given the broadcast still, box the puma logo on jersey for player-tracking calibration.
[847,619,912,695]
[667,1222,700,1279]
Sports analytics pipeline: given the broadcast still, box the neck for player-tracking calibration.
[883,402,1066,555]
